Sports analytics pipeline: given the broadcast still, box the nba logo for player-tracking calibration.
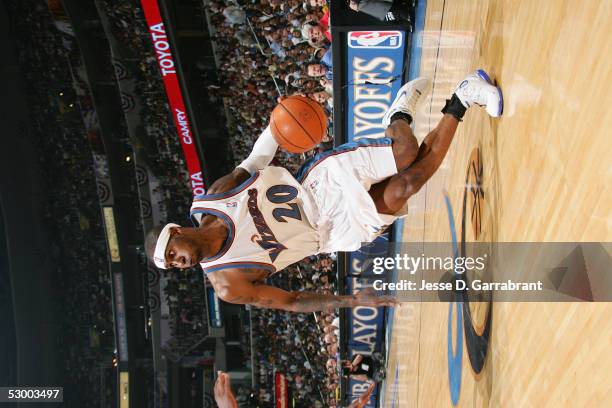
[348,31,403,49]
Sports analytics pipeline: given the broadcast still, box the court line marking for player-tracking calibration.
[391,361,400,408]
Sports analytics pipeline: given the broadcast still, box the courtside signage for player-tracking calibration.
[275,372,288,408]
[139,0,205,195]
[113,273,129,363]
[346,31,406,141]
[345,238,387,407]
[344,29,407,408]
[348,31,403,49]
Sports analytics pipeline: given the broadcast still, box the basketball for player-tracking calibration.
[270,95,328,153]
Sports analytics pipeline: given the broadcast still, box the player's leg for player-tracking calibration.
[371,69,503,214]
[381,77,431,171]
[384,118,419,171]
[369,114,459,214]
[296,79,429,187]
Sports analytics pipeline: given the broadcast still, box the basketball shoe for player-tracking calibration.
[453,69,503,117]
[382,77,431,127]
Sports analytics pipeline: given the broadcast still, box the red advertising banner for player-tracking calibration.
[275,372,288,408]
[139,0,205,195]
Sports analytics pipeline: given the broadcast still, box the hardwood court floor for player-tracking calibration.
[384,0,612,406]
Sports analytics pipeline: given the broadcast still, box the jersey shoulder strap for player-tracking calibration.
[192,171,260,203]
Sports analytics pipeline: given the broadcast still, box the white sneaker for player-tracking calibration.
[454,69,503,117]
[382,77,431,127]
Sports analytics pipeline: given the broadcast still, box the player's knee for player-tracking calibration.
[387,127,419,170]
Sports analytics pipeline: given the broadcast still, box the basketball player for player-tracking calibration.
[146,70,503,313]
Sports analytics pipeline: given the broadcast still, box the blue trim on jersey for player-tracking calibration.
[189,207,235,262]
[294,137,393,183]
[203,262,276,274]
[194,172,259,201]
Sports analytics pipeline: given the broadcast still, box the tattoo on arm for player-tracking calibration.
[225,295,256,304]
[219,276,393,312]
[291,292,357,313]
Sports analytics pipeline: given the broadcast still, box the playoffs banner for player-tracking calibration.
[139,0,205,195]
[274,372,288,408]
[344,238,388,407]
[346,31,407,141]
[344,30,408,407]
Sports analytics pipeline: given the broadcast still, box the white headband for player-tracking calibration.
[153,223,180,269]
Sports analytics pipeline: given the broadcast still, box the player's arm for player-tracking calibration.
[205,125,279,195]
[214,271,397,312]
[236,125,278,174]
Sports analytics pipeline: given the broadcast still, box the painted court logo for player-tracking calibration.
[348,31,403,49]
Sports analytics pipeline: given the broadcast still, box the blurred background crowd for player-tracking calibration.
[252,253,340,407]
[161,267,211,361]
[203,0,335,172]
[6,1,116,406]
[101,0,196,223]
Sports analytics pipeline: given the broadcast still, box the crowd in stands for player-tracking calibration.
[101,0,195,224]
[6,1,117,406]
[161,267,210,360]
[251,253,340,407]
[203,0,335,172]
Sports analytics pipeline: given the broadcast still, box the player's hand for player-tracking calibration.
[214,371,238,408]
[354,287,399,307]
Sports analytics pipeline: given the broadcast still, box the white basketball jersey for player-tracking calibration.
[190,166,321,273]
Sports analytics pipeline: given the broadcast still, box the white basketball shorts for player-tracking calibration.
[295,137,408,253]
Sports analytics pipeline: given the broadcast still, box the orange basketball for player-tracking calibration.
[270,95,328,153]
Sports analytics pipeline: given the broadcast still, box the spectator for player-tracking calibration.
[301,20,330,47]
[222,5,247,26]
[349,0,412,24]
[342,353,386,382]
[307,63,332,80]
